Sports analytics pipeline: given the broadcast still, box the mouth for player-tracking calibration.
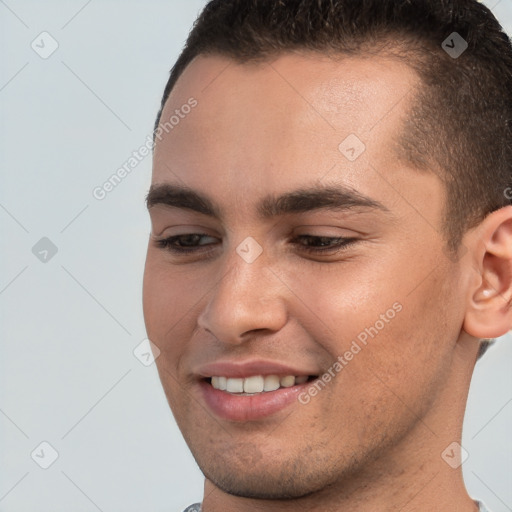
[198,373,320,422]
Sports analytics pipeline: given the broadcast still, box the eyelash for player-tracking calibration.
[154,233,359,256]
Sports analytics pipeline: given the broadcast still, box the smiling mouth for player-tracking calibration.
[204,374,318,395]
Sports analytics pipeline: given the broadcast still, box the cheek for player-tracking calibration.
[142,255,194,347]
[142,260,168,338]
[143,261,196,410]
[288,256,456,393]
[279,261,400,354]
[345,268,461,404]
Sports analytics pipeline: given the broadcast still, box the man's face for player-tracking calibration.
[143,53,467,499]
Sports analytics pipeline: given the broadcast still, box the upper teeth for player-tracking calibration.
[211,375,309,393]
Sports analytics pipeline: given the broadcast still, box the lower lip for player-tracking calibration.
[199,380,312,422]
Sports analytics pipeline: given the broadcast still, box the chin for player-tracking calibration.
[202,467,324,500]
[192,446,350,500]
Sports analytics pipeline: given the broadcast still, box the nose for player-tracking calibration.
[197,246,288,345]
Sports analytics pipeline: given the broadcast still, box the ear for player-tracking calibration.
[463,206,512,339]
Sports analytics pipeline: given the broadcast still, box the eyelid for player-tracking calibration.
[149,223,222,238]
[291,224,364,237]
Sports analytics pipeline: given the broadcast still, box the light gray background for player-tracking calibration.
[1,1,511,511]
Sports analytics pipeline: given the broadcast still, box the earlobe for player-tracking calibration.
[463,206,512,339]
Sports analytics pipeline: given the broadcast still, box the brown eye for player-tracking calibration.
[155,234,219,254]
[292,235,359,254]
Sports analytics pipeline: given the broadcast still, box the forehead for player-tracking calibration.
[152,52,423,219]
[166,51,417,112]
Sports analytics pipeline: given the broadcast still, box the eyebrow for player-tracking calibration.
[146,182,390,220]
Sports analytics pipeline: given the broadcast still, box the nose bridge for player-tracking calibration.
[197,242,287,342]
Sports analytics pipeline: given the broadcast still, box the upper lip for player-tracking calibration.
[195,359,320,379]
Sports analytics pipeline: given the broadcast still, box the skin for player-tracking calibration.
[143,52,512,511]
